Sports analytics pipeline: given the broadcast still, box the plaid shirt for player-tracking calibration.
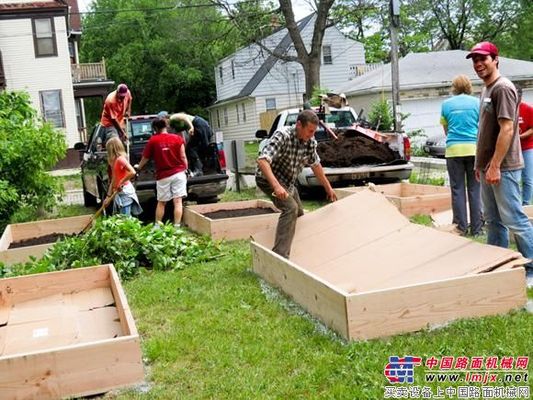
[256,126,320,190]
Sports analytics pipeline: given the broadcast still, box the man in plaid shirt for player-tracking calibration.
[256,110,337,258]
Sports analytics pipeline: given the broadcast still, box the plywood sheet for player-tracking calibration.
[253,189,523,293]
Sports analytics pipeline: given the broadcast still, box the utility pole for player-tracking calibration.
[390,0,401,132]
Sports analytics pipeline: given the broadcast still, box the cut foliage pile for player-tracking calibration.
[0,216,219,280]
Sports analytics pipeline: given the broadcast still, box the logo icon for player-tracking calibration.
[384,356,422,384]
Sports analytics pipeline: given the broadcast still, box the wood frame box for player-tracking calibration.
[335,182,451,216]
[0,264,144,399]
[0,215,93,266]
[183,200,279,240]
[251,190,527,341]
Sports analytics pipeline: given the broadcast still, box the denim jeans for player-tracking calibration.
[256,177,304,259]
[522,149,533,205]
[481,170,533,268]
[446,156,483,234]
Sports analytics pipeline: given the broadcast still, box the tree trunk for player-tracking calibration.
[303,58,321,99]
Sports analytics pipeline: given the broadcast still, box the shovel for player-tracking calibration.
[80,189,119,234]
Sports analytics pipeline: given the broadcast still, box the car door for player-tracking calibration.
[81,125,108,199]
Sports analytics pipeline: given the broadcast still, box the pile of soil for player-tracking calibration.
[9,233,75,249]
[204,207,278,220]
[317,134,397,168]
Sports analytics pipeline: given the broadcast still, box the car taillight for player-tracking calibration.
[403,135,411,161]
[217,143,227,170]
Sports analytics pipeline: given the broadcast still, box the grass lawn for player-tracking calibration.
[114,239,532,399]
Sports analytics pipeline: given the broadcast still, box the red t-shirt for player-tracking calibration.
[519,102,533,151]
[100,90,132,127]
[112,156,131,191]
[142,133,186,180]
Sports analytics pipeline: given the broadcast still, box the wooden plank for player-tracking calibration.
[108,264,137,336]
[401,182,449,197]
[0,265,110,305]
[9,215,92,241]
[0,225,12,252]
[184,200,280,240]
[0,243,51,266]
[251,241,349,339]
[0,336,144,400]
[346,268,526,340]
[397,193,451,216]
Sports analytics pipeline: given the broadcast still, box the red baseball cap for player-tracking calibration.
[466,42,499,59]
[117,83,129,97]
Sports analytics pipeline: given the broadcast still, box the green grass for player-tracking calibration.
[110,239,532,399]
[54,173,83,190]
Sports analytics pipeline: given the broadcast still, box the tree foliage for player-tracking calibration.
[81,0,239,121]
[332,0,529,62]
[0,91,67,229]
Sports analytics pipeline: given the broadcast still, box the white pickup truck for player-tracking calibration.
[256,107,414,189]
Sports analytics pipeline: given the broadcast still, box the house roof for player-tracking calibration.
[224,13,314,102]
[341,50,533,96]
[0,0,67,17]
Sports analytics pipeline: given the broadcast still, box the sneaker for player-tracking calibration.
[174,223,181,229]
[526,268,533,289]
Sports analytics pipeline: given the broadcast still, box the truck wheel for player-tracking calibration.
[83,187,98,207]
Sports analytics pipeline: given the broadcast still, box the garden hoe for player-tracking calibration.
[80,189,119,234]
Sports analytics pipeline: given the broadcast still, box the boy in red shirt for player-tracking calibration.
[136,118,188,226]
[517,86,533,205]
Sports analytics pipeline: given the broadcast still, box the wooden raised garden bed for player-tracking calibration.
[251,190,527,341]
[525,205,533,224]
[0,264,144,399]
[335,182,451,216]
[0,215,92,266]
[183,199,279,240]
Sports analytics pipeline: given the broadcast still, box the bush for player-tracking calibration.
[0,216,220,280]
[368,97,393,131]
[0,91,67,229]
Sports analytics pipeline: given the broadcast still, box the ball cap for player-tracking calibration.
[466,42,499,59]
[117,83,129,97]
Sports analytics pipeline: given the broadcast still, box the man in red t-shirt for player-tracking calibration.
[517,86,533,205]
[136,118,188,226]
[100,83,133,142]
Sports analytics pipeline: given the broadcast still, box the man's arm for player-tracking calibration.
[310,164,337,202]
[180,144,188,170]
[136,156,150,171]
[520,127,533,139]
[485,118,514,184]
[257,158,288,199]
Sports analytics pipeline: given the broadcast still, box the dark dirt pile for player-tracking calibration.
[9,233,75,249]
[204,207,278,220]
[317,134,397,168]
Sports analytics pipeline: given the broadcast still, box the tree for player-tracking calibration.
[215,0,336,97]
[0,91,67,229]
[81,0,239,120]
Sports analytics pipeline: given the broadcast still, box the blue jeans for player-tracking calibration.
[481,170,533,268]
[522,149,533,205]
[446,156,483,234]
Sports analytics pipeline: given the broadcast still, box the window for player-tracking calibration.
[241,104,246,122]
[236,104,240,123]
[223,108,228,126]
[265,98,276,111]
[216,109,221,128]
[219,66,223,84]
[32,18,57,57]
[231,60,235,79]
[40,90,64,128]
[322,45,332,65]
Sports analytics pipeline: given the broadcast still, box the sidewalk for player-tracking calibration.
[49,168,81,177]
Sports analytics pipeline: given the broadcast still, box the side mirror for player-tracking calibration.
[255,129,268,139]
[74,142,86,151]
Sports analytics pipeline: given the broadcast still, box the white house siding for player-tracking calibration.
[209,98,258,142]
[0,16,78,147]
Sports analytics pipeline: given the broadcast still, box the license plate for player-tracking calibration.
[348,172,370,180]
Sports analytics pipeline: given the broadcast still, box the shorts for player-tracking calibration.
[156,171,187,202]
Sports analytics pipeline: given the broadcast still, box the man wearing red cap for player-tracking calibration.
[100,83,132,142]
[467,41,533,280]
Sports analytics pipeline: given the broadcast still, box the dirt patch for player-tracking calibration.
[9,233,75,249]
[204,207,278,220]
[317,134,397,167]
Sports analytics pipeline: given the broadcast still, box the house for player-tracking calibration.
[0,0,113,167]
[207,13,367,141]
[339,50,533,142]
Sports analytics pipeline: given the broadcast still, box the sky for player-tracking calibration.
[77,0,315,21]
